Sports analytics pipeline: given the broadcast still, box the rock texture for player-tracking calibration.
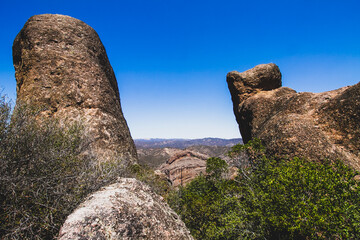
[158,150,208,187]
[137,147,178,168]
[13,14,137,164]
[137,145,235,169]
[58,178,193,240]
[227,63,282,140]
[227,63,360,170]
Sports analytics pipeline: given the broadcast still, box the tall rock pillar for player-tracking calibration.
[13,14,137,165]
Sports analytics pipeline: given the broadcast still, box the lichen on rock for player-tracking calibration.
[58,178,194,240]
[13,14,137,165]
[227,63,360,170]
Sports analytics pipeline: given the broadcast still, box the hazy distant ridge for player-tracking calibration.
[135,137,242,149]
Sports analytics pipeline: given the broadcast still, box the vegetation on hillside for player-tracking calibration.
[1,91,360,239]
[128,163,171,197]
[0,96,127,239]
[168,139,360,239]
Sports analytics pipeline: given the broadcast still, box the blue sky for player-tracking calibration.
[0,0,359,139]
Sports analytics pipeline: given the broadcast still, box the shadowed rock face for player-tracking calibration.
[227,63,360,171]
[58,178,194,240]
[227,63,282,140]
[13,14,137,164]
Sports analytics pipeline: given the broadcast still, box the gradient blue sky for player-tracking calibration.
[0,0,359,139]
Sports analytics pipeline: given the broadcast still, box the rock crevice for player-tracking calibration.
[13,14,137,164]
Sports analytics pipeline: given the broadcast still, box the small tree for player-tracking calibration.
[167,157,246,240]
[169,139,360,239]
[230,140,360,239]
[206,157,228,181]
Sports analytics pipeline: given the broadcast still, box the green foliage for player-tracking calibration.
[128,163,171,197]
[169,139,360,239]
[206,157,228,180]
[241,157,360,239]
[167,157,248,240]
[228,138,266,165]
[0,99,126,239]
[0,94,11,141]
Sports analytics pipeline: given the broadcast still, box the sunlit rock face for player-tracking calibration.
[227,63,360,171]
[58,178,194,240]
[13,14,137,165]
[158,150,208,187]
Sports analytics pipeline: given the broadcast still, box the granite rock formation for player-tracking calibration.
[158,150,208,187]
[137,147,178,168]
[13,14,137,164]
[227,63,360,170]
[58,178,194,240]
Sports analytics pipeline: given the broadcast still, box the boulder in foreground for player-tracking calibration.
[58,178,194,239]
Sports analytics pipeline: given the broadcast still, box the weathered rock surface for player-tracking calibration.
[227,63,282,140]
[13,14,137,164]
[158,150,208,187]
[137,147,179,168]
[137,145,235,169]
[227,63,360,170]
[58,178,193,240]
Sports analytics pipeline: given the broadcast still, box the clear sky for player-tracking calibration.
[0,0,359,139]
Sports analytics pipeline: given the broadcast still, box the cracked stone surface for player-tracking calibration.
[227,63,360,170]
[13,14,137,165]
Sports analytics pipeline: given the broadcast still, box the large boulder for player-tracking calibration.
[227,63,360,170]
[58,178,194,240]
[13,14,137,164]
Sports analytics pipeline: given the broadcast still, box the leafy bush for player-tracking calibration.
[128,163,171,197]
[206,157,229,180]
[0,98,127,239]
[169,139,360,239]
[240,157,360,239]
[167,158,249,239]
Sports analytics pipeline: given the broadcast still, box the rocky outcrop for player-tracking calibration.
[227,63,360,170]
[13,14,137,164]
[153,147,244,186]
[137,147,179,168]
[227,63,282,141]
[58,178,193,240]
[158,150,208,187]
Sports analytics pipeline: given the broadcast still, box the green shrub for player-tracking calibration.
[241,157,360,239]
[169,139,360,239]
[0,98,126,239]
[128,163,171,197]
[206,157,228,180]
[167,157,247,240]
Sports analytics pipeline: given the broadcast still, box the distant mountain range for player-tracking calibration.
[137,145,237,168]
[134,138,243,149]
